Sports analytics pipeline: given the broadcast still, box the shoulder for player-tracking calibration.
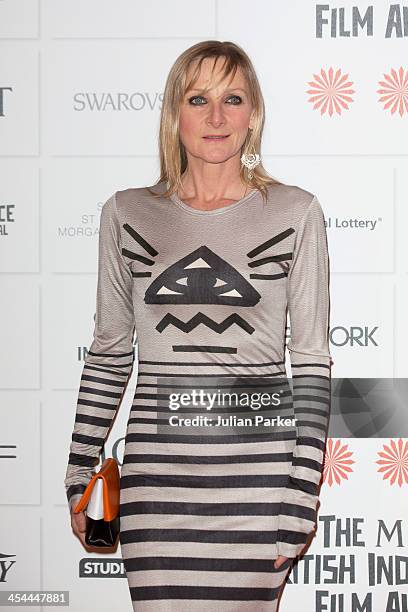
[266,181,322,227]
[98,184,164,229]
[113,182,166,214]
[268,184,324,230]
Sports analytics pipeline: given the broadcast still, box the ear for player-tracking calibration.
[249,110,256,131]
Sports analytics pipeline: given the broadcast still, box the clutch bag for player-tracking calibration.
[73,457,120,547]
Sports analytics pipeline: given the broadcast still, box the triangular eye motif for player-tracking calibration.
[145,245,261,306]
[214,278,227,287]
[185,257,211,269]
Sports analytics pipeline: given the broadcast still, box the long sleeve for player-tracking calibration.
[276,195,332,558]
[64,192,136,513]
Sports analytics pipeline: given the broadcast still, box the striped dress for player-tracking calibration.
[64,180,332,611]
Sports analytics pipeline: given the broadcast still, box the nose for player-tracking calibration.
[205,101,226,127]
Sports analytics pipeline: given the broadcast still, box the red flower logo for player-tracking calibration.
[306,67,355,116]
[323,438,355,486]
[377,67,408,116]
[376,438,408,486]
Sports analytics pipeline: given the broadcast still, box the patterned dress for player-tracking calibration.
[65,180,332,611]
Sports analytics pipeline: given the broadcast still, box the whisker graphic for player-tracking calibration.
[123,223,159,257]
[248,253,293,268]
[249,273,288,280]
[247,228,295,258]
[172,345,238,354]
[122,249,156,266]
[132,271,152,277]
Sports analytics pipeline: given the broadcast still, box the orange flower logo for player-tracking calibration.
[377,67,408,116]
[376,438,408,486]
[306,67,355,116]
[323,439,355,486]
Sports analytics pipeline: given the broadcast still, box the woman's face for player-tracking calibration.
[178,57,255,167]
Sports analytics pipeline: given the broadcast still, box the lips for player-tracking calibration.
[203,135,230,139]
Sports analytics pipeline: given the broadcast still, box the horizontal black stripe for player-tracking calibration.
[82,373,129,387]
[67,452,98,468]
[135,380,290,390]
[276,528,309,546]
[66,482,87,501]
[295,436,326,451]
[294,387,330,396]
[83,364,130,378]
[138,371,286,378]
[86,360,134,369]
[129,402,294,414]
[293,419,327,433]
[291,456,322,472]
[291,362,331,369]
[79,385,123,399]
[119,500,315,521]
[127,417,295,429]
[71,433,104,447]
[77,398,119,411]
[296,403,330,417]
[124,555,292,573]
[122,452,294,464]
[287,477,319,496]
[134,389,292,400]
[124,432,297,444]
[292,419,327,434]
[129,584,283,601]
[87,349,134,358]
[120,473,290,489]
[138,359,286,367]
[292,382,330,391]
[74,413,112,427]
[293,371,330,379]
[128,416,291,426]
[293,404,330,417]
[120,528,282,545]
[134,391,289,401]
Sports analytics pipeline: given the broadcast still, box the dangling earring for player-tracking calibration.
[241,141,261,180]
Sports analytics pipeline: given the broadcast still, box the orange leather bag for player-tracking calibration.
[73,458,120,546]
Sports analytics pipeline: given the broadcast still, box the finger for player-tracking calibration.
[79,533,87,547]
[72,511,86,533]
[77,513,86,533]
[274,555,288,569]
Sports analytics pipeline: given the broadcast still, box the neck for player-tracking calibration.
[178,159,250,203]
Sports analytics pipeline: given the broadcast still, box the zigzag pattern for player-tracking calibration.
[156,312,255,334]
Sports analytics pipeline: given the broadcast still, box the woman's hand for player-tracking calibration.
[70,508,117,552]
[273,555,290,569]
[274,541,308,569]
[70,508,87,547]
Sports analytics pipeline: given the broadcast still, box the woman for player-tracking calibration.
[65,40,332,611]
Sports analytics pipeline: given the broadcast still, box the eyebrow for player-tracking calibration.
[186,87,247,94]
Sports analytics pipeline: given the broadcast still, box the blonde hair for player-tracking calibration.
[148,40,283,203]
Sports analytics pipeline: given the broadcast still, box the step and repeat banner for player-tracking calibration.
[1,1,408,611]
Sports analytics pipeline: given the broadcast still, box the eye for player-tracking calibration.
[188,95,206,105]
[187,94,243,106]
[226,95,242,105]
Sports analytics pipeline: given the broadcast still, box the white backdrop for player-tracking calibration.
[1,1,408,611]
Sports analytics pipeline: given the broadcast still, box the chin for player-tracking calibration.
[196,151,234,164]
